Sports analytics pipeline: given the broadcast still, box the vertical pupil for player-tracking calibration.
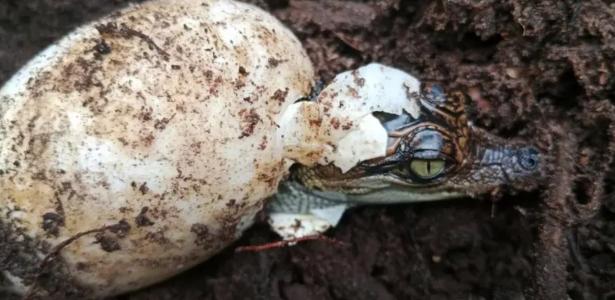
[408,159,446,179]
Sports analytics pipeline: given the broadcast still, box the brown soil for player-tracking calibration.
[1,0,614,299]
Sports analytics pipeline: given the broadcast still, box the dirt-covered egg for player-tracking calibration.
[0,0,314,297]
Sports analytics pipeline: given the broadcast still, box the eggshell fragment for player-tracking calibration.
[0,0,314,297]
[280,63,422,172]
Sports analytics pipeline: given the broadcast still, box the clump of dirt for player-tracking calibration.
[1,0,614,299]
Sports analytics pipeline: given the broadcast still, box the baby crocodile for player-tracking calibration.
[268,81,542,240]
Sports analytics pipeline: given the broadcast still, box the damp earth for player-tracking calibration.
[1,0,614,299]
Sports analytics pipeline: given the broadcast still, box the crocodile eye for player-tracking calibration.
[409,159,446,179]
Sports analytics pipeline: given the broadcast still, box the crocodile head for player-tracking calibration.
[290,83,543,203]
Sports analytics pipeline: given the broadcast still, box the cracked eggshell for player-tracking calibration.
[281,63,421,172]
[0,0,313,297]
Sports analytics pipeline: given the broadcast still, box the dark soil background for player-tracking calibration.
[1,0,615,299]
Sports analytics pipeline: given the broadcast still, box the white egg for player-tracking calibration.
[0,0,314,297]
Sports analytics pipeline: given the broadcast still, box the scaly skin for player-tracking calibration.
[287,84,542,204]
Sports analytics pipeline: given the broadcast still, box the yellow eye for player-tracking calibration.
[409,159,446,179]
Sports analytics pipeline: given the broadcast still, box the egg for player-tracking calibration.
[0,0,315,297]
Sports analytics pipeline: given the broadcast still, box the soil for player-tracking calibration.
[1,0,614,299]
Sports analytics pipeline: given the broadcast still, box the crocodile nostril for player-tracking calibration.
[519,147,540,171]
